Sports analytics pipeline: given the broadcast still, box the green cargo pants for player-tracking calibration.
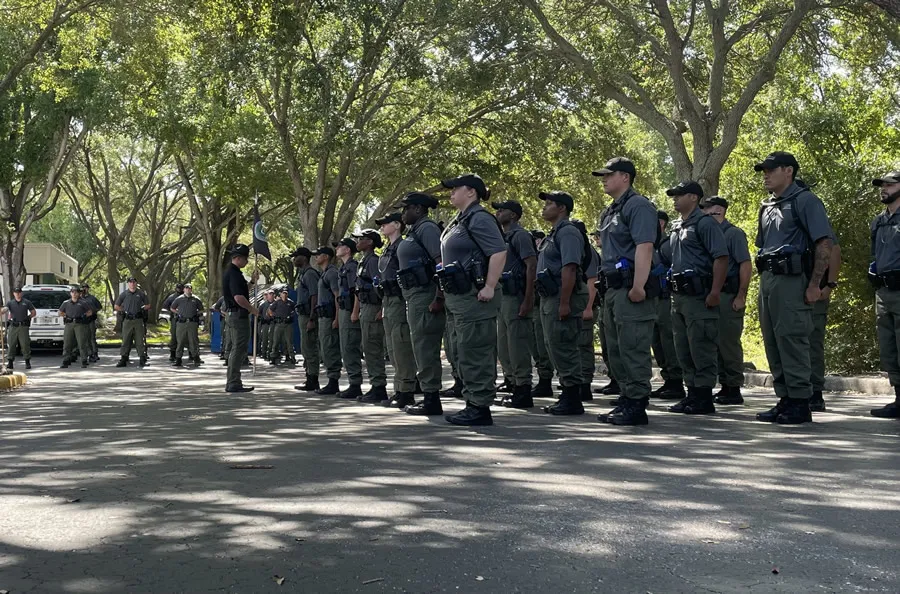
[175,321,200,359]
[383,295,416,392]
[445,286,501,407]
[169,319,177,355]
[404,286,446,393]
[876,288,900,387]
[578,304,598,384]
[121,318,146,358]
[273,320,295,360]
[603,287,658,400]
[531,297,553,380]
[259,322,272,359]
[540,287,589,388]
[298,314,319,379]
[226,313,250,389]
[652,295,682,382]
[360,303,387,388]
[717,292,745,388]
[445,311,460,383]
[318,312,342,380]
[758,271,812,400]
[7,324,31,360]
[497,293,534,386]
[221,314,231,358]
[595,296,612,379]
[672,293,720,388]
[63,322,90,363]
[88,319,99,357]
[809,298,829,392]
[338,307,362,385]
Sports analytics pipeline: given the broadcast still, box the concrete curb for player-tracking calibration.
[648,367,892,395]
[0,372,27,390]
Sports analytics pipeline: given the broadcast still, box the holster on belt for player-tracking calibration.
[670,272,711,297]
[436,263,472,295]
[535,269,559,298]
[314,303,336,319]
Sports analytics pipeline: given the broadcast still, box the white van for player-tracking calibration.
[20,284,74,346]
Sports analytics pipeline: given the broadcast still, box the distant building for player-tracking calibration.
[23,243,79,285]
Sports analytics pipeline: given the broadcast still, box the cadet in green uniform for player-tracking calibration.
[593,157,659,426]
[701,197,752,405]
[535,192,590,415]
[528,230,555,398]
[268,288,297,365]
[163,283,185,362]
[292,247,322,392]
[222,244,258,392]
[352,229,388,402]
[81,284,102,362]
[258,289,275,362]
[665,181,728,415]
[808,234,841,412]
[171,283,203,367]
[649,211,684,400]
[869,171,900,418]
[754,152,834,425]
[59,286,93,368]
[3,287,36,369]
[396,192,445,414]
[573,219,599,403]
[312,246,343,395]
[115,277,151,368]
[589,230,616,396]
[438,174,506,426]
[334,238,363,398]
[375,212,419,408]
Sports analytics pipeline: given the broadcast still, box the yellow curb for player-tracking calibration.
[0,372,27,390]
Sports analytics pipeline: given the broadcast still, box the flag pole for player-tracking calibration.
[252,191,259,376]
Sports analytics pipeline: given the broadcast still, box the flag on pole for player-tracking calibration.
[252,195,272,261]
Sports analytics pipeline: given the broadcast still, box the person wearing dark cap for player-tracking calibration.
[493,200,538,409]
[646,209,683,401]
[311,246,343,394]
[593,157,659,426]
[115,276,152,368]
[437,174,506,425]
[701,197,752,405]
[58,286,93,368]
[869,171,900,419]
[258,289,276,362]
[534,191,589,415]
[171,283,204,367]
[222,244,259,391]
[268,288,297,366]
[352,229,388,403]
[293,247,322,392]
[529,229,555,397]
[665,181,728,415]
[80,284,102,362]
[396,191,445,414]
[2,287,36,369]
[334,237,363,399]
[754,151,833,424]
[375,211,419,407]
[162,283,186,362]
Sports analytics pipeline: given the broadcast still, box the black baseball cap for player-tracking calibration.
[666,181,704,198]
[70,286,82,293]
[333,237,358,254]
[12,287,22,292]
[230,244,250,257]
[539,190,574,212]
[702,196,729,209]
[352,228,384,248]
[395,192,439,209]
[491,200,523,218]
[175,283,185,290]
[873,171,900,186]
[291,246,312,258]
[754,151,800,172]
[441,174,488,200]
[375,212,403,226]
[280,287,289,294]
[126,276,137,282]
[592,157,637,179]
[312,246,335,258]
[657,210,670,222]
[81,283,90,289]
[530,229,546,240]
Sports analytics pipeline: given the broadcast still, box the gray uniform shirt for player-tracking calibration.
[537,219,584,282]
[440,203,506,268]
[339,259,358,295]
[297,266,320,308]
[357,251,382,303]
[318,265,340,304]
[586,246,600,279]
[397,218,441,270]
[872,209,900,273]
[115,289,148,315]
[6,298,35,322]
[259,301,272,320]
[378,240,401,281]
[59,299,92,319]
[671,208,728,276]
[656,235,673,268]
[756,182,832,255]
[720,220,751,278]
[597,187,659,274]
[172,295,203,319]
[269,298,296,318]
[503,222,537,277]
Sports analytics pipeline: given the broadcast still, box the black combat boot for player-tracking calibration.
[505,384,534,409]
[871,387,900,418]
[809,390,826,412]
[608,394,627,407]
[532,377,553,398]
[60,359,70,369]
[496,378,514,394]
[668,387,696,413]
[594,378,621,395]
[580,383,593,402]
[548,386,585,416]
[287,357,297,366]
[608,397,649,426]
[651,379,685,400]
[294,377,320,392]
[714,385,744,405]
[193,356,204,366]
[25,359,31,370]
[598,396,649,423]
[383,390,414,408]
[445,402,493,426]
[7,359,13,370]
[116,357,128,368]
[756,397,789,422]
[169,349,176,362]
[338,384,363,400]
[439,378,464,400]
[81,359,89,368]
[775,398,812,424]
[315,378,339,395]
[173,358,183,367]
[406,392,442,415]
[139,356,147,368]
[682,387,716,415]
[414,380,423,394]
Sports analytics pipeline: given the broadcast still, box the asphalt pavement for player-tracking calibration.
[1,348,899,593]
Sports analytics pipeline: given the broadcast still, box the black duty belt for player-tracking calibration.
[755,252,809,276]
[870,270,900,290]
[177,316,201,323]
[670,272,712,297]
[7,321,30,327]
